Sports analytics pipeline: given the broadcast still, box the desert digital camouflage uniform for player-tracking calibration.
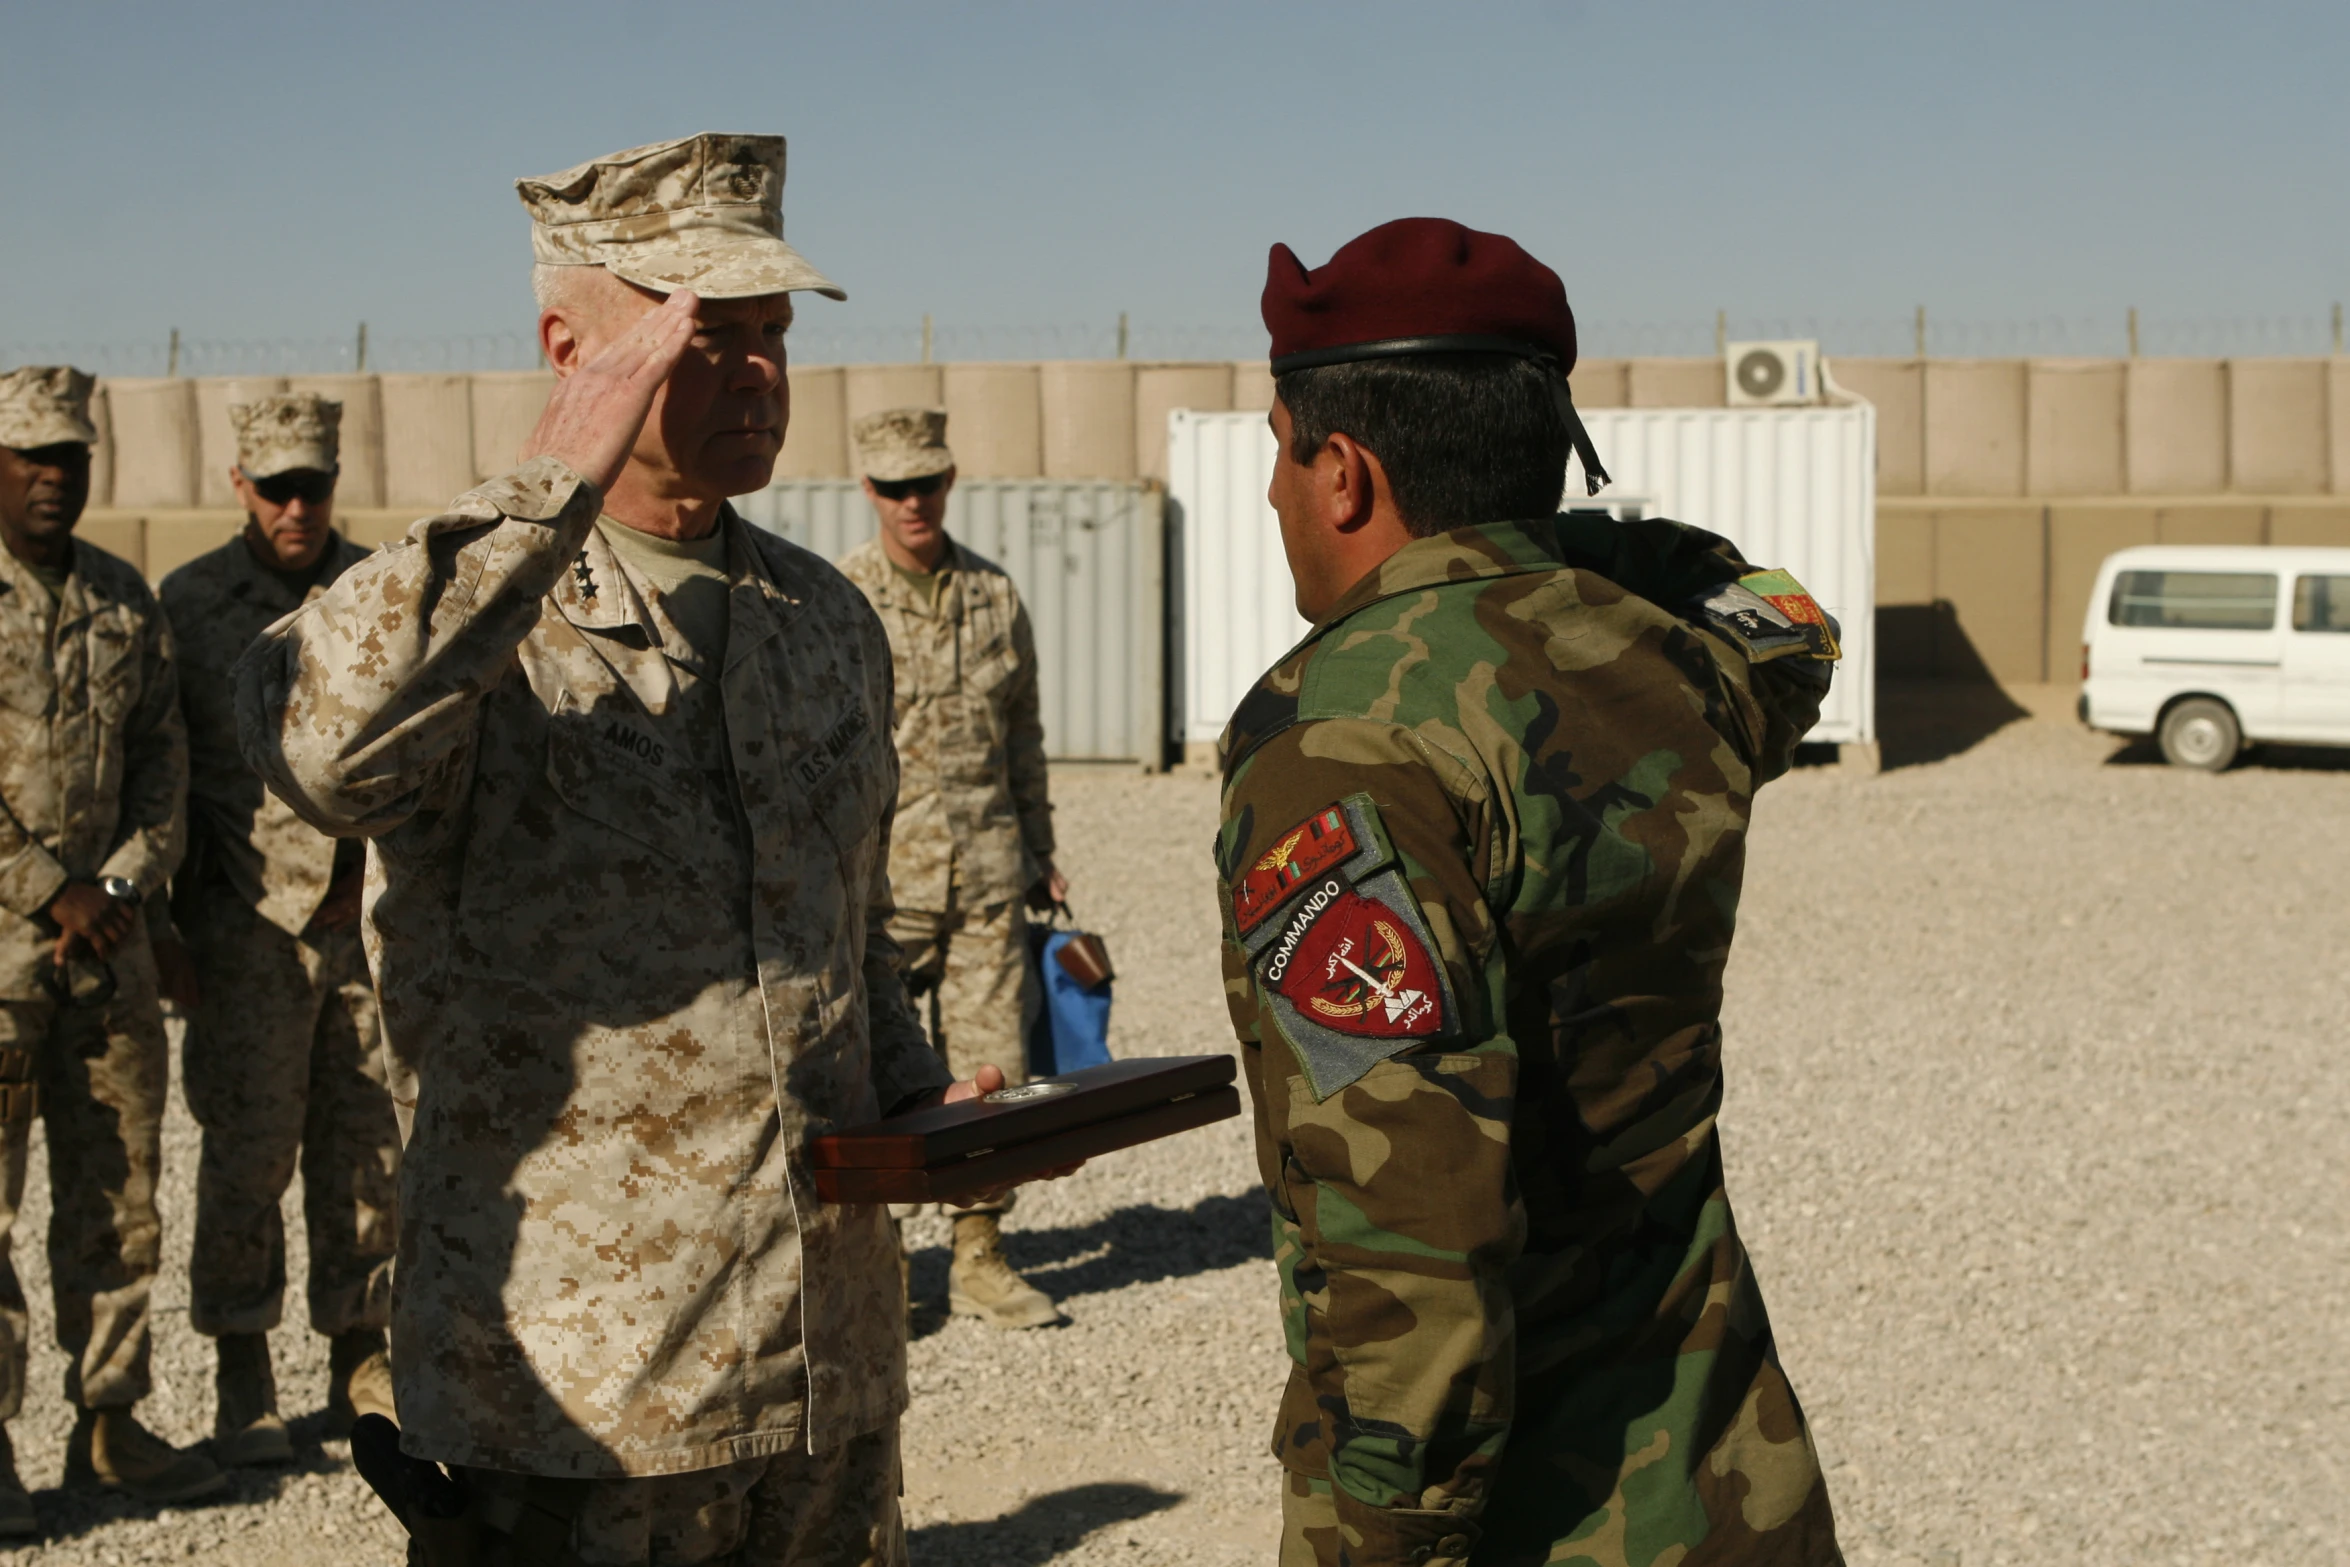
[0,461,186,1420]
[235,456,948,1488]
[159,470,397,1343]
[1213,514,1844,1567]
[836,529,1051,1090]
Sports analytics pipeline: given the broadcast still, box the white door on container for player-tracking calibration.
[2281,574,2350,734]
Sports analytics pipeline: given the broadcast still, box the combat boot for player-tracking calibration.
[0,1424,35,1537]
[62,1407,226,1503]
[327,1328,396,1429]
[213,1332,292,1465]
[948,1213,1061,1330]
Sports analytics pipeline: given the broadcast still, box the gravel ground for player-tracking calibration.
[3,692,2344,1565]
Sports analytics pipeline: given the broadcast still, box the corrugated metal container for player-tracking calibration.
[737,479,1166,765]
[1166,405,1876,749]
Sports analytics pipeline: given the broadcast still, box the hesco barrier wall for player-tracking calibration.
[1167,406,1878,751]
[737,480,1166,766]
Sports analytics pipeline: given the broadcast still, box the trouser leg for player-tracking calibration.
[0,1006,43,1421]
[932,898,1034,1091]
[1279,1469,1343,1567]
[297,926,398,1336]
[183,897,312,1338]
[42,936,166,1409]
[931,899,1035,1219]
[456,1422,905,1566]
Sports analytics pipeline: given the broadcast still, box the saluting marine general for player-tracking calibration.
[1213,221,1846,1566]
[153,392,398,1465]
[237,133,1039,1567]
[838,408,1063,1331]
[0,367,223,1524]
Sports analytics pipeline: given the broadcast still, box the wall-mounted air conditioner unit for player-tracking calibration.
[1725,340,1820,406]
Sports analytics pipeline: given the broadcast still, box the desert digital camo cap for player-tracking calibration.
[232,393,341,479]
[0,366,99,450]
[517,132,845,302]
[851,407,954,482]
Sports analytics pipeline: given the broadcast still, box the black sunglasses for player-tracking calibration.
[250,468,337,508]
[870,473,947,502]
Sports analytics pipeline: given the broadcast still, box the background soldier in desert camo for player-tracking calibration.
[236,133,1048,1567]
[0,367,223,1524]
[152,392,398,1465]
[1212,220,1846,1566]
[838,407,1064,1331]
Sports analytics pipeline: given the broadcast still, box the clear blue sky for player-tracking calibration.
[3,0,2344,366]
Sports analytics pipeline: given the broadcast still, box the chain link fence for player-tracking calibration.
[8,311,2344,375]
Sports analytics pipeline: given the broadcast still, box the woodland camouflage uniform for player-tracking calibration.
[1215,514,1845,1567]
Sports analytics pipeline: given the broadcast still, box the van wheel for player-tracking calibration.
[2158,698,2241,771]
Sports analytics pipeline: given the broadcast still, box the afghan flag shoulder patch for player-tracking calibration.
[1233,803,1361,935]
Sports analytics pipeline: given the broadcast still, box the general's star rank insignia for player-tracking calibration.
[1233,794,1456,1099]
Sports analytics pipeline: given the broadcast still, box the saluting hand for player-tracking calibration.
[520,289,701,496]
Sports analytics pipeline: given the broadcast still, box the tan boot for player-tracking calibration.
[62,1408,226,1503]
[0,1425,34,1537]
[948,1214,1061,1330]
[327,1328,396,1429]
[214,1332,292,1465]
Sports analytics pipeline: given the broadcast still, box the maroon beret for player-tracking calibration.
[1262,218,1577,376]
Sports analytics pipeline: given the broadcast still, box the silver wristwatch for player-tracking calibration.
[99,876,139,904]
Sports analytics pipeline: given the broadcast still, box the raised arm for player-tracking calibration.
[235,292,701,838]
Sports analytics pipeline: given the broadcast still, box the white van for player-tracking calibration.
[2080,544,2350,769]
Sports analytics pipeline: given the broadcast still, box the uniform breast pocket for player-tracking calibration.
[542,705,704,865]
[85,618,141,724]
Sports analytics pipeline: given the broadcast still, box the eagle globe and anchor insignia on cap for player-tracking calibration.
[1235,794,1455,1099]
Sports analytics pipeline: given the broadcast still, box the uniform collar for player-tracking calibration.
[228,530,361,614]
[1308,518,1566,636]
[867,535,965,616]
[0,537,93,630]
[553,505,796,672]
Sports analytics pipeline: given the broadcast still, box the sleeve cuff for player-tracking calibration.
[1329,1487,1480,1567]
[453,456,598,525]
[0,843,70,921]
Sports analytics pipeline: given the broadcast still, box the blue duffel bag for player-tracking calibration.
[1026,910,1114,1076]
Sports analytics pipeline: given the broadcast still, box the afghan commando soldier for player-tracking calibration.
[237,133,1048,1567]
[838,407,1063,1331]
[151,392,398,1464]
[0,367,224,1524]
[1214,220,1847,1567]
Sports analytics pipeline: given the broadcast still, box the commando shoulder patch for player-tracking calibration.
[1235,794,1455,1099]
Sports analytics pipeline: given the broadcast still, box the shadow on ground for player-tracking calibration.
[22,1438,352,1544]
[909,1191,1271,1333]
[908,1481,1183,1566]
[1875,679,2033,769]
[2104,735,2350,772]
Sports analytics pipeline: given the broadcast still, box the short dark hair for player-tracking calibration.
[1276,352,1570,537]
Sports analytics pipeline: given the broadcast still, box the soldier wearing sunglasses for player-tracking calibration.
[0,366,223,1523]
[839,408,1066,1331]
[153,393,399,1467]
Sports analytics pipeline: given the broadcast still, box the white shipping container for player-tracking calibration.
[736,479,1166,765]
[1166,405,1877,751]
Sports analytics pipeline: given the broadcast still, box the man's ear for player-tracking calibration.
[229,466,255,509]
[541,309,585,378]
[1322,432,1380,533]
